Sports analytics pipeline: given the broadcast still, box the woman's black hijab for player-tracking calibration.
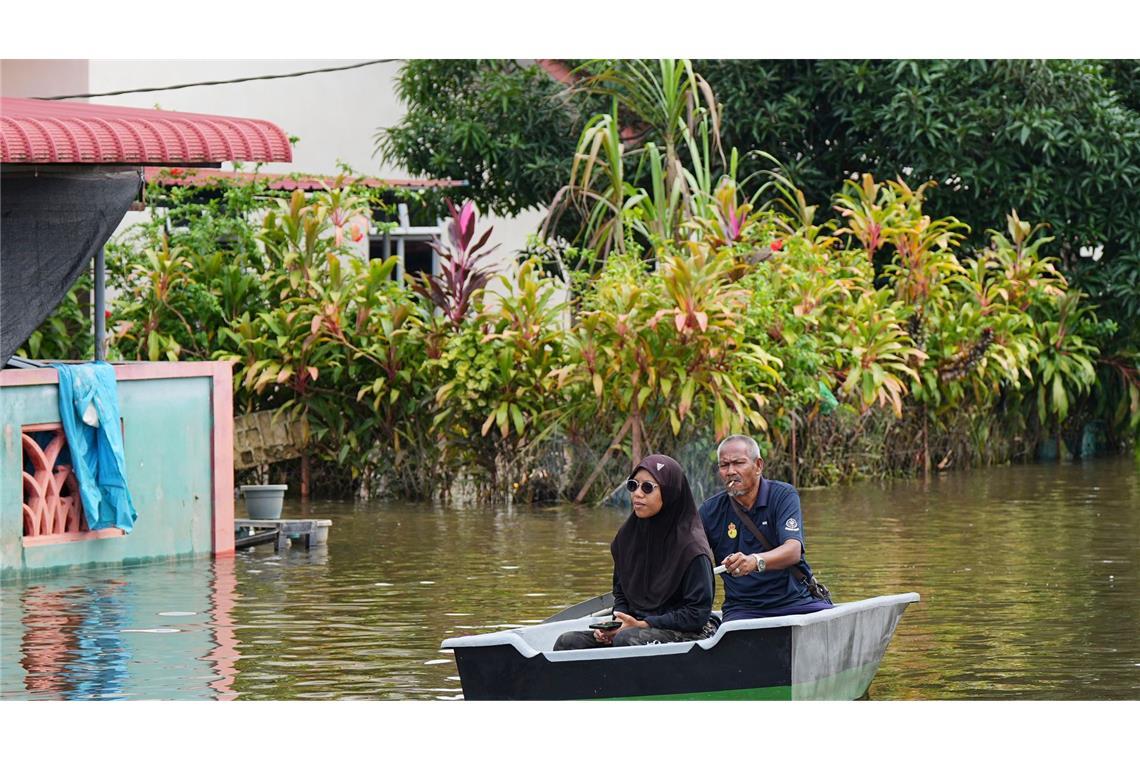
[611,453,714,612]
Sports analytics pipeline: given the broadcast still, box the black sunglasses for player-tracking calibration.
[626,479,659,495]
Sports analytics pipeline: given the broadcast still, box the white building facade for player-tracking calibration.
[1,59,546,266]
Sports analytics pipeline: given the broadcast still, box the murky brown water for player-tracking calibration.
[3,457,1137,700]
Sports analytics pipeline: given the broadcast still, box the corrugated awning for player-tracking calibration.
[143,167,466,191]
[0,97,292,165]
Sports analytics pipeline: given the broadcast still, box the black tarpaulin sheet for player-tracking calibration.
[0,169,141,365]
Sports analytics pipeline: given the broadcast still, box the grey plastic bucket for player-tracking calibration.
[240,484,287,519]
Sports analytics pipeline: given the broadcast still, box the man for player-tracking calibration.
[698,434,833,621]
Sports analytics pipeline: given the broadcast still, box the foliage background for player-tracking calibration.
[378,59,1140,342]
[18,59,1139,502]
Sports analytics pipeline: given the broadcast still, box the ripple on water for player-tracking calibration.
[4,461,1136,699]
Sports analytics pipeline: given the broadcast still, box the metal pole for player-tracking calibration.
[433,217,443,277]
[94,246,106,361]
[396,203,410,281]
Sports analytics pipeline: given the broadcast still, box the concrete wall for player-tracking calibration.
[1,362,234,578]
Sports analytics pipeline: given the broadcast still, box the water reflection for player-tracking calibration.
[19,580,130,699]
[3,558,252,700]
[1,456,1137,700]
[203,558,239,701]
[804,459,1140,699]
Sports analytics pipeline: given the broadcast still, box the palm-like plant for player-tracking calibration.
[473,259,568,440]
[986,211,1068,310]
[429,259,569,497]
[542,59,726,264]
[542,106,637,258]
[575,59,721,181]
[833,174,905,265]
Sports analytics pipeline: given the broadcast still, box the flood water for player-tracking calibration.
[2,457,1137,700]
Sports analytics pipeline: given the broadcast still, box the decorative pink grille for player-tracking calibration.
[22,424,86,538]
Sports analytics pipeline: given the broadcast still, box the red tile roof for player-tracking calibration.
[0,97,292,165]
[144,167,466,191]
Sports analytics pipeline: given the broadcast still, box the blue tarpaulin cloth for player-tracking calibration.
[51,362,137,533]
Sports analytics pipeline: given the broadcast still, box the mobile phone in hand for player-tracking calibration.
[589,620,621,631]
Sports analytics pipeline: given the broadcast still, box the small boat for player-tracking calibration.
[442,592,919,700]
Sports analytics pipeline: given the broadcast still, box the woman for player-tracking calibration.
[554,454,718,650]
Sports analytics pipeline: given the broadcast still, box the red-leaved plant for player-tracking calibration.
[414,199,499,329]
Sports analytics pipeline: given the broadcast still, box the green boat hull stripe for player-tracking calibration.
[610,684,793,701]
[546,661,881,701]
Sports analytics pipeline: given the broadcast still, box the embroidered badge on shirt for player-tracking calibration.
[785,517,799,531]
[727,522,738,539]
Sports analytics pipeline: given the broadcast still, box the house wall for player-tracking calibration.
[0,59,88,99]
[92,59,547,261]
[1,362,235,578]
[0,58,546,264]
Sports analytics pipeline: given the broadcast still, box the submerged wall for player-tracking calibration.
[0,362,234,578]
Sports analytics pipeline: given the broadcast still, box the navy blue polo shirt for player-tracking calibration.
[699,477,816,613]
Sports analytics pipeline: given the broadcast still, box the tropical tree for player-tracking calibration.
[382,60,1140,270]
[376,59,588,217]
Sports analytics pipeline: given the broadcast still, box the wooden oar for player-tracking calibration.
[541,565,729,624]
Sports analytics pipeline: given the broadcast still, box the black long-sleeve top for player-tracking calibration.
[612,555,714,632]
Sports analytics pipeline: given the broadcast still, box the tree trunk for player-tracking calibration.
[791,414,798,489]
[575,415,634,503]
[631,410,642,465]
[300,452,311,499]
[923,414,931,476]
[638,416,653,460]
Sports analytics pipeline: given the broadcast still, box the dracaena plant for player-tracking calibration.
[837,289,926,418]
[951,253,1038,403]
[566,243,780,501]
[982,213,1106,443]
[316,181,373,248]
[111,238,225,362]
[430,259,571,497]
[739,235,856,433]
[331,256,439,498]
[1031,290,1100,431]
[218,185,382,493]
[689,173,772,253]
[413,198,498,329]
